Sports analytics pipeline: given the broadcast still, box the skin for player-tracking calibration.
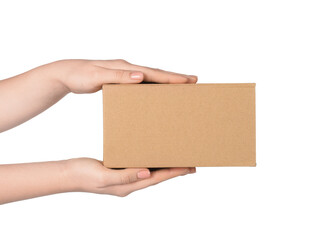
[0,59,197,204]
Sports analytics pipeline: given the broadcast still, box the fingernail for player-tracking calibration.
[188,75,198,82]
[130,71,144,81]
[137,170,151,179]
[189,167,196,174]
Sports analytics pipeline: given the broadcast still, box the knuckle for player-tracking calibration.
[114,59,129,65]
[113,70,126,80]
[119,174,132,185]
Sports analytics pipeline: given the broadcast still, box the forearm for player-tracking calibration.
[0,62,70,132]
[0,59,197,133]
[0,160,75,204]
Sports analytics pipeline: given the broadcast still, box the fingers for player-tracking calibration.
[104,168,151,186]
[93,60,198,84]
[132,167,196,190]
[105,167,196,196]
[95,66,144,84]
[134,66,198,84]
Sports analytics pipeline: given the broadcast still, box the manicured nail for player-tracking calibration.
[137,170,151,179]
[189,167,196,173]
[130,72,144,81]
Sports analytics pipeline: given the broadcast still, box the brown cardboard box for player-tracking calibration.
[103,83,256,168]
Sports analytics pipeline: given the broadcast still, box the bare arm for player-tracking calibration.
[0,160,71,204]
[0,158,195,204]
[0,62,69,132]
[0,59,197,133]
[0,59,197,204]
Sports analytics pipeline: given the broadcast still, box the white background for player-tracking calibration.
[1,0,332,239]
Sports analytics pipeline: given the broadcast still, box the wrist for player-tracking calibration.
[59,159,82,193]
[42,60,71,94]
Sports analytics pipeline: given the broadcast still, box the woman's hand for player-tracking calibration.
[0,158,196,204]
[0,59,197,132]
[66,158,196,197]
[0,59,198,203]
[52,59,198,94]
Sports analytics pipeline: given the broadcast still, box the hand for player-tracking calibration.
[0,59,197,132]
[66,158,196,197]
[52,59,198,94]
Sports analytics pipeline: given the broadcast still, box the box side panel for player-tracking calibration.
[103,84,256,167]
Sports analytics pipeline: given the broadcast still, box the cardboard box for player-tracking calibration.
[103,83,256,168]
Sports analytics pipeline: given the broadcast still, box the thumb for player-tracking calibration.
[97,68,144,84]
[108,168,151,185]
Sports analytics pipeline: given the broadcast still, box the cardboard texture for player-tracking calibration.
[103,83,256,168]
